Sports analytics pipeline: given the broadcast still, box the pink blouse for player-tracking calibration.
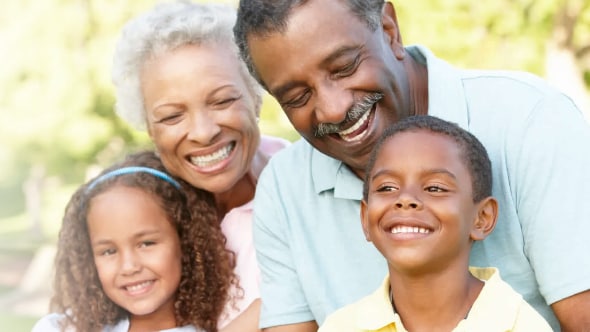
[218,135,289,328]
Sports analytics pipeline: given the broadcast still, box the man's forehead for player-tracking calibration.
[246,1,371,91]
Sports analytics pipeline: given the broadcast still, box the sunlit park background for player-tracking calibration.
[1,0,589,330]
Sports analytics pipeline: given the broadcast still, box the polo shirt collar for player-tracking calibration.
[311,146,363,200]
[356,276,400,330]
[354,268,521,331]
[460,267,521,331]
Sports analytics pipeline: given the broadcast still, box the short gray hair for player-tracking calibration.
[112,1,262,130]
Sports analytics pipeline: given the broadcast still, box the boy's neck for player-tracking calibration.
[389,265,483,332]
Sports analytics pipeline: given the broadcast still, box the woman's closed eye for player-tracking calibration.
[220,96,240,105]
[157,112,183,125]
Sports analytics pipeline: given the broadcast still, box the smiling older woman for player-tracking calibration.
[111,2,288,331]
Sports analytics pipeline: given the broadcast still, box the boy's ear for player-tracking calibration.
[470,197,498,241]
[382,2,405,60]
[360,200,372,242]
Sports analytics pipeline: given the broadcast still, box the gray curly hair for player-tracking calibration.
[112,1,262,130]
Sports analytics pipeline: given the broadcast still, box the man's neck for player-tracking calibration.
[406,53,429,116]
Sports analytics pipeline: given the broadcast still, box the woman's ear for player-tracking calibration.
[360,200,372,242]
[470,197,498,241]
[382,2,405,60]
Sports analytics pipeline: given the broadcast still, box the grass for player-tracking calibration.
[0,312,39,332]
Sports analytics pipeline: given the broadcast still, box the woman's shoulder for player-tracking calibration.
[260,135,291,155]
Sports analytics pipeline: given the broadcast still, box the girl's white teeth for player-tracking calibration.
[126,280,152,292]
[338,110,370,142]
[391,226,431,234]
[190,143,234,167]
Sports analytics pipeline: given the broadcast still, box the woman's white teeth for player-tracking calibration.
[126,280,152,292]
[190,143,234,167]
[391,226,431,234]
[338,110,370,142]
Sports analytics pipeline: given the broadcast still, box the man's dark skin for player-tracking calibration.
[236,0,590,331]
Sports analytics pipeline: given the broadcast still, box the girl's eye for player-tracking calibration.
[100,248,116,256]
[139,241,156,248]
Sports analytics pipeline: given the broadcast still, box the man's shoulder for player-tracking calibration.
[459,68,557,96]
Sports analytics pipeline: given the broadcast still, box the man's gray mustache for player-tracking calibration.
[314,92,384,137]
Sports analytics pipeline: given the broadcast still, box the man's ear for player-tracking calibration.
[382,2,405,60]
[360,199,372,242]
[470,197,498,241]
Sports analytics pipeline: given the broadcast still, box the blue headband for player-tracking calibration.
[86,166,181,192]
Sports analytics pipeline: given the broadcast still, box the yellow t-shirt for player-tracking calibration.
[319,267,552,332]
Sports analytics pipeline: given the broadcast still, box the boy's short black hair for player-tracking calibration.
[363,115,492,202]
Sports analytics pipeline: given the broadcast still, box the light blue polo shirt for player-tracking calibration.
[253,45,590,331]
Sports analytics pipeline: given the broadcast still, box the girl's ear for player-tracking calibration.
[360,200,372,242]
[382,2,405,60]
[470,197,498,241]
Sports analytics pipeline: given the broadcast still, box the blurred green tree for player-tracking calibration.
[0,0,588,233]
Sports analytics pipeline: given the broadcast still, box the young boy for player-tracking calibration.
[319,115,552,331]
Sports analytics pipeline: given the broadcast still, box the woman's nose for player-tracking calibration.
[186,110,221,144]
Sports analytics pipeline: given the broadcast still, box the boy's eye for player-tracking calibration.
[425,185,447,193]
[376,184,398,192]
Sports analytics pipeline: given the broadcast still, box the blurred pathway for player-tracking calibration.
[0,245,54,318]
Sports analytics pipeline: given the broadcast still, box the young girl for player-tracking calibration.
[32,151,237,332]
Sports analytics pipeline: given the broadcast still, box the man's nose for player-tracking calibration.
[314,82,353,125]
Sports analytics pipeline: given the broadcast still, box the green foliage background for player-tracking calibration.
[0,0,589,239]
[0,0,588,330]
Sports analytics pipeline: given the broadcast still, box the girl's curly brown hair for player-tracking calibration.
[50,151,238,332]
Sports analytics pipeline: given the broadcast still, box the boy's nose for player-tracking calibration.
[394,192,423,210]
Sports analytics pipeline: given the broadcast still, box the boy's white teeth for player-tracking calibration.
[391,226,431,234]
[338,110,370,142]
[126,280,152,292]
[190,143,234,167]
